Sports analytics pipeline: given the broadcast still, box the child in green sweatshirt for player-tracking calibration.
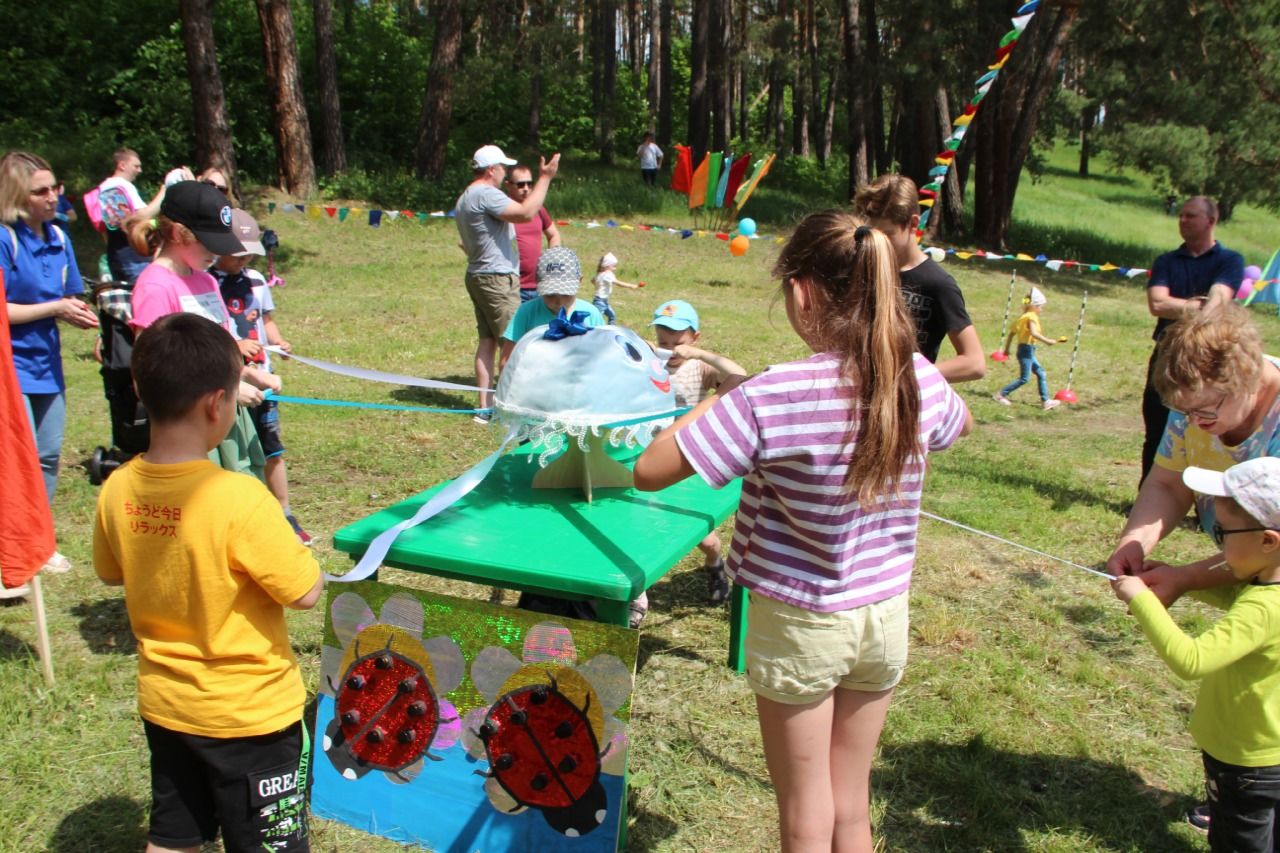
[1113,456,1280,852]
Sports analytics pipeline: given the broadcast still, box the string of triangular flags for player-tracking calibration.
[264,200,778,242]
[262,201,1280,290]
[915,0,1041,239]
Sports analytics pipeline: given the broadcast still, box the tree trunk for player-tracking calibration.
[1078,104,1093,176]
[709,0,731,152]
[791,3,808,156]
[596,0,618,163]
[179,0,238,187]
[688,0,710,161]
[865,0,888,175]
[646,0,660,124]
[312,0,347,176]
[734,0,749,141]
[770,0,791,155]
[527,2,543,146]
[658,0,673,148]
[414,0,463,180]
[255,0,317,196]
[973,4,1080,249]
[842,0,869,198]
[627,0,642,74]
[931,87,964,238]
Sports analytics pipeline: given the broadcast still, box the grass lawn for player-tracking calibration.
[2,153,1278,852]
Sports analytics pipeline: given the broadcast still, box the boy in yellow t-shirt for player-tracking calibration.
[993,286,1062,411]
[1113,457,1280,852]
[93,312,323,853]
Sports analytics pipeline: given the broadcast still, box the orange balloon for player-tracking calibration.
[729,235,750,257]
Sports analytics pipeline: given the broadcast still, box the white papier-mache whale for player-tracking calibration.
[495,321,676,468]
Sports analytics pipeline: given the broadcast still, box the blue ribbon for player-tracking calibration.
[542,309,593,340]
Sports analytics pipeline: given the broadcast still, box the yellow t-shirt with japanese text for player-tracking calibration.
[93,457,321,738]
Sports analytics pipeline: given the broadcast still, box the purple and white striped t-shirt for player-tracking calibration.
[676,351,968,613]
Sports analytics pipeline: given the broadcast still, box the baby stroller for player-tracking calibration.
[86,275,148,485]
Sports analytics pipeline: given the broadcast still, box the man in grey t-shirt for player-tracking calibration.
[455,144,561,416]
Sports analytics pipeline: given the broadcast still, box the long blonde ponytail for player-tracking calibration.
[773,210,921,503]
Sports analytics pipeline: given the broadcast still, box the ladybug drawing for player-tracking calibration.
[462,621,633,837]
[321,591,464,784]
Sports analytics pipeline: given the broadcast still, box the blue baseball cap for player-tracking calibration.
[650,299,699,332]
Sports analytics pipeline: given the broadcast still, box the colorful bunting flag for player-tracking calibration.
[688,154,711,210]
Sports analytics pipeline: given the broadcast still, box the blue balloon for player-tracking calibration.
[737,217,757,237]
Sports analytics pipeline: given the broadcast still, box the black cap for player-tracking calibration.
[159,181,244,256]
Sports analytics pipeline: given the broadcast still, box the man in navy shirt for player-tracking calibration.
[1140,196,1243,485]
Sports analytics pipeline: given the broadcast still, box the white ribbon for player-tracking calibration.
[267,346,483,393]
[328,426,521,582]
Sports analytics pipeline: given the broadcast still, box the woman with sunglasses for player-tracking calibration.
[1,151,99,573]
[198,167,234,205]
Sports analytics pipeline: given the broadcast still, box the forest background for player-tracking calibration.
[2,0,1279,252]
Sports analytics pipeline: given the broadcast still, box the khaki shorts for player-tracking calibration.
[464,272,519,340]
[745,589,909,704]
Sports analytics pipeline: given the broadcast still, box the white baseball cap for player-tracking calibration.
[472,145,517,170]
[600,252,618,269]
[1183,457,1280,527]
[1028,287,1047,307]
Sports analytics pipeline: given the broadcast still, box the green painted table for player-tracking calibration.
[332,443,748,667]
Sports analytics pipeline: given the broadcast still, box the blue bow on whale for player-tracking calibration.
[543,309,593,340]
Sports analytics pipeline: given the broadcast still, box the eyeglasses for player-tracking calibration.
[29,185,57,197]
[1172,392,1228,423]
[1211,521,1279,547]
[507,180,533,188]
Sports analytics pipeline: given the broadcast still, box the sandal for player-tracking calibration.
[628,592,649,629]
[706,560,730,605]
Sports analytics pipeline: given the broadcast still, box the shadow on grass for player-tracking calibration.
[1037,164,1138,189]
[389,385,477,409]
[875,734,1200,851]
[624,801,680,851]
[70,597,137,655]
[49,795,147,853]
[952,464,1133,517]
[0,627,36,661]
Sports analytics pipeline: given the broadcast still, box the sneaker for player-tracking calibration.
[42,552,72,574]
[1186,803,1210,833]
[1042,399,1061,411]
[992,394,1011,406]
[707,561,730,605]
[473,413,492,426]
[628,592,649,629]
[0,583,30,601]
[285,513,313,547]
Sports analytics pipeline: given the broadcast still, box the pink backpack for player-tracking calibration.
[83,187,105,233]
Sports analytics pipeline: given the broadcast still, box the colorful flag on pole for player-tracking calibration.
[704,153,724,210]
[724,153,753,209]
[671,144,693,194]
[733,153,776,213]
[713,153,733,208]
[688,153,711,210]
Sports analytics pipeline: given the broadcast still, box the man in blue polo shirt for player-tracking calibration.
[1140,196,1243,485]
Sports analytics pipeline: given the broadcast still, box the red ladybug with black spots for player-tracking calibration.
[477,675,607,837]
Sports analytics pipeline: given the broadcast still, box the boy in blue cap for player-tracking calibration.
[650,299,746,605]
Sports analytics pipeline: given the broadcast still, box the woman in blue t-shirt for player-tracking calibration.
[1,151,99,571]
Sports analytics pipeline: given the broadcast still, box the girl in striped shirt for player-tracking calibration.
[635,210,972,853]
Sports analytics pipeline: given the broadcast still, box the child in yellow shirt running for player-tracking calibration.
[93,312,323,853]
[993,286,1062,411]
[1112,456,1280,852]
